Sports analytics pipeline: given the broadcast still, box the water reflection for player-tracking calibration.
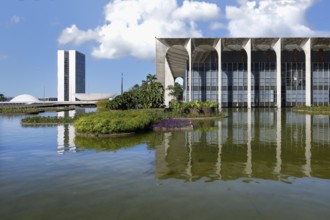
[156,109,330,182]
[56,110,82,154]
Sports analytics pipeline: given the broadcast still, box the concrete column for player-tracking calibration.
[303,38,312,106]
[164,58,175,106]
[155,38,170,105]
[273,38,282,108]
[185,39,192,102]
[215,39,222,110]
[244,39,252,108]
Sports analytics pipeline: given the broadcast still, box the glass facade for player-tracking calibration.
[312,62,330,106]
[222,62,247,107]
[187,51,218,102]
[177,39,330,107]
[281,62,306,106]
[252,62,276,107]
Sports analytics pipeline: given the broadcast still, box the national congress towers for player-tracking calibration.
[57,50,85,101]
[156,38,330,108]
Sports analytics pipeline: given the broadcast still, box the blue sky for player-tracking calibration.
[1,0,330,98]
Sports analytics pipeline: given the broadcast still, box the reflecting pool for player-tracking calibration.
[0,109,330,220]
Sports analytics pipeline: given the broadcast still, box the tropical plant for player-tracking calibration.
[0,93,5,102]
[167,82,183,101]
[96,99,109,111]
[107,74,164,110]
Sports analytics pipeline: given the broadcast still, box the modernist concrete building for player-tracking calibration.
[57,50,85,101]
[156,38,330,108]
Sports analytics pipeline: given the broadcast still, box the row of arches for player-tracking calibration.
[162,39,330,107]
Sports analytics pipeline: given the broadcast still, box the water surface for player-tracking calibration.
[0,109,330,220]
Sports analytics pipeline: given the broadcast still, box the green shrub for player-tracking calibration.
[21,116,74,124]
[74,109,165,135]
[107,74,164,110]
[96,99,109,111]
[170,101,219,115]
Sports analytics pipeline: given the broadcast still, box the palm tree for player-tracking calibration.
[0,93,5,102]
[167,83,183,101]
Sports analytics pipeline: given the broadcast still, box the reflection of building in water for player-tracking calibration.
[57,109,83,154]
[156,110,330,182]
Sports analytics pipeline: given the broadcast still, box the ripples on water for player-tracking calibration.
[0,109,330,220]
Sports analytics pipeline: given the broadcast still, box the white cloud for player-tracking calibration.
[209,22,225,30]
[58,25,98,45]
[172,0,220,21]
[10,15,21,24]
[226,0,328,37]
[58,0,221,60]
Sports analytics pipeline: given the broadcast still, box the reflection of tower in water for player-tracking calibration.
[57,109,84,154]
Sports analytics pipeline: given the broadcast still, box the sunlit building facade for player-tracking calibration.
[156,38,330,108]
[57,50,85,101]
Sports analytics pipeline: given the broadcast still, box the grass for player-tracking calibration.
[0,106,75,114]
[74,109,165,136]
[22,116,75,124]
[293,106,330,114]
[21,112,87,125]
[18,106,226,136]
[165,111,225,119]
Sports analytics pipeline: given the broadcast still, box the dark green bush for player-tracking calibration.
[96,99,109,111]
[21,116,74,124]
[74,109,165,135]
[106,74,164,110]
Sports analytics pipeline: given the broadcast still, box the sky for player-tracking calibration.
[1,0,330,98]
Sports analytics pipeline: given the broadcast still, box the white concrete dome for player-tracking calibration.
[10,94,40,104]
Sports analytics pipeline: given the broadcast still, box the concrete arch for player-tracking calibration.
[192,45,218,64]
[165,45,189,78]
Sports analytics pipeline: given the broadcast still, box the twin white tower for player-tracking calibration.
[57,50,85,101]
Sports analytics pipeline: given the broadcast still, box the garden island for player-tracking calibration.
[19,74,224,137]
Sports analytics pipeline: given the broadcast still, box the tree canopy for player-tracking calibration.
[107,74,164,110]
[0,93,5,102]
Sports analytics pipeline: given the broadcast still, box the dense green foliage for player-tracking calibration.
[0,106,42,114]
[21,112,86,124]
[96,99,109,111]
[22,116,74,124]
[107,74,164,110]
[170,100,219,114]
[74,109,165,135]
[0,94,5,102]
[0,106,75,114]
[167,82,183,101]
